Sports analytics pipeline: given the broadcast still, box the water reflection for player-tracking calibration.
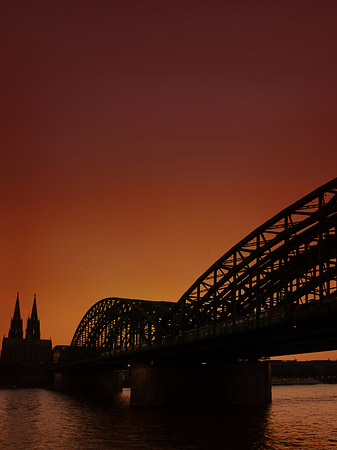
[0,389,43,449]
[0,388,270,450]
[0,386,337,449]
[71,389,271,450]
[265,385,337,450]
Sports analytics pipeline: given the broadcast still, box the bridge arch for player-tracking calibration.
[167,178,337,339]
[68,178,337,353]
[71,297,173,354]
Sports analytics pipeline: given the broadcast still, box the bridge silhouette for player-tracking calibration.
[55,178,337,406]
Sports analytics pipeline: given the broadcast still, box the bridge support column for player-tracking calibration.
[130,361,271,407]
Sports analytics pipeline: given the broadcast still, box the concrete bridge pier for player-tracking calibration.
[130,361,271,407]
[54,369,123,393]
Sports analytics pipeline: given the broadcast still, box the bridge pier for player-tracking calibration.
[54,369,123,393]
[130,361,271,407]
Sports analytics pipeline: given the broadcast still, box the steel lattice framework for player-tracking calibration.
[167,177,337,338]
[71,297,173,353]
[70,178,337,355]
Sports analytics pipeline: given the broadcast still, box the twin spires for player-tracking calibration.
[8,293,40,340]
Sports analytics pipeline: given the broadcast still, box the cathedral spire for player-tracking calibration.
[26,294,40,339]
[31,293,38,321]
[8,292,23,338]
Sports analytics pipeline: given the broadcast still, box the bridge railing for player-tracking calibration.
[174,294,337,345]
[57,295,337,366]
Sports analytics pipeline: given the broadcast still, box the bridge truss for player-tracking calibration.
[71,297,172,353]
[167,177,337,338]
[70,178,337,355]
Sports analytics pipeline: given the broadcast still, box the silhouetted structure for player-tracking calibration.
[8,293,23,339]
[26,294,41,339]
[54,178,337,407]
[70,177,337,358]
[0,293,52,387]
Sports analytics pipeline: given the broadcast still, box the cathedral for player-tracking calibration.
[0,293,53,385]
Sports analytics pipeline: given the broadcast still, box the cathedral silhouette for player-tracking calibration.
[0,293,52,386]
[7,292,40,339]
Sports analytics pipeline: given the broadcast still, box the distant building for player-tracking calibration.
[0,293,52,386]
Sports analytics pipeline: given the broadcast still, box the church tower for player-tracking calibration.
[1,292,52,385]
[8,292,23,339]
[25,294,40,339]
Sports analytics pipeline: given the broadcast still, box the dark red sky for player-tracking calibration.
[1,1,337,359]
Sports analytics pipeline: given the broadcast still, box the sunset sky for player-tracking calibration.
[1,1,337,360]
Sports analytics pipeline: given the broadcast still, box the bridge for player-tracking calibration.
[54,178,337,406]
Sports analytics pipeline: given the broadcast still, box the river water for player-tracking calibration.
[0,384,337,449]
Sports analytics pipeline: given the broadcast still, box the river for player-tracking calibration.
[0,384,337,449]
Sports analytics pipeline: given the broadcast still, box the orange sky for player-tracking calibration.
[1,1,337,360]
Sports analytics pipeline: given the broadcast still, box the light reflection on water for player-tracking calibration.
[264,385,337,450]
[0,385,336,449]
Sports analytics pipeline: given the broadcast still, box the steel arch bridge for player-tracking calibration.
[70,178,337,357]
[71,297,173,353]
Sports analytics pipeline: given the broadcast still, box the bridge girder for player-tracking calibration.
[71,297,173,354]
[69,178,337,357]
[166,178,337,339]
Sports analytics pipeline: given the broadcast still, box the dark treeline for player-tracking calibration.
[271,360,337,381]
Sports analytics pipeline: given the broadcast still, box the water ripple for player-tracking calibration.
[0,385,336,449]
